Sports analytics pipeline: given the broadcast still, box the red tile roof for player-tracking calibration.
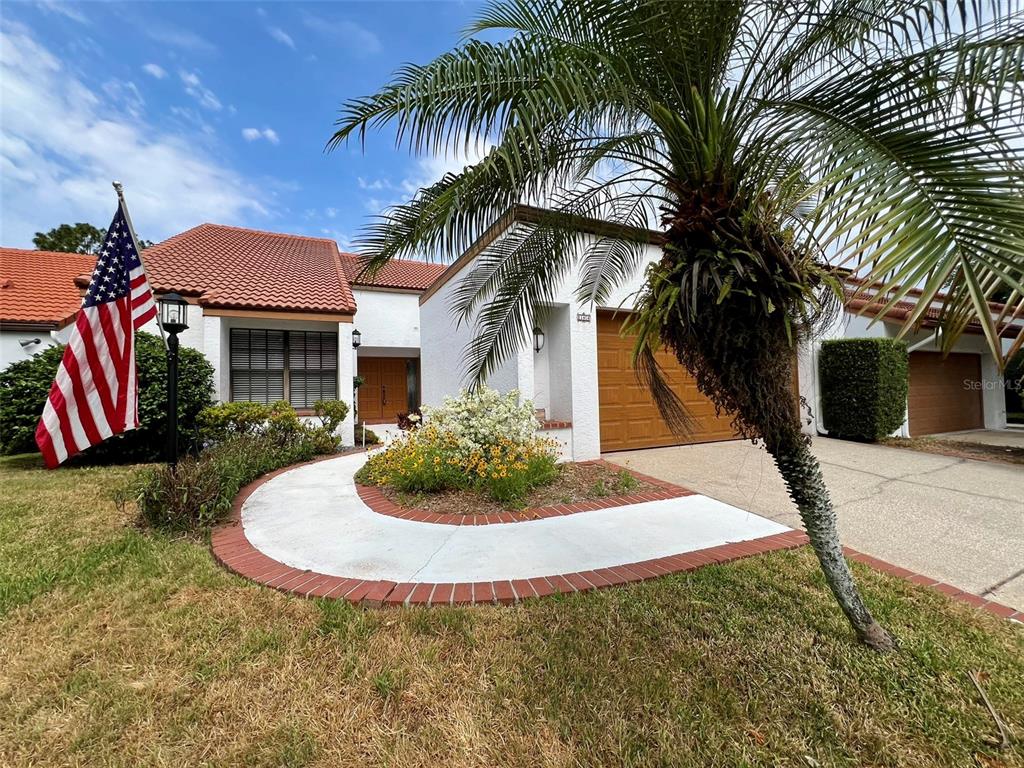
[119,224,357,314]
[340,253,446,292]
[844,278,1023,338]
[0,248,94,327]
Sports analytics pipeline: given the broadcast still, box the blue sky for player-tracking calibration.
[0,1,488,251]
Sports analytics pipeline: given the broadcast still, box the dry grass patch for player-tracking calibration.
[880,436,1024,466]
[1,455,1022,767]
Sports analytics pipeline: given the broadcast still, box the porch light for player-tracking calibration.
[533,326,545,353]
[352,328,362,349]
[158,292,189,334]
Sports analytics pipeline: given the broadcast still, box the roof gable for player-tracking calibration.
[340,253,447,292]
[135,224,356,314]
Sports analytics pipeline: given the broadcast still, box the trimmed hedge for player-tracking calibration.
[0,332,214,462]
[820,338,908,441]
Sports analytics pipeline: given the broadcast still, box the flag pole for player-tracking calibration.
[112,181,168,350]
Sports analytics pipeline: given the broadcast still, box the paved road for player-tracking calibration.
[605,437,1024,610]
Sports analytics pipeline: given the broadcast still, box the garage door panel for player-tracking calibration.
[908,352,983,436]
[597,311,739,452]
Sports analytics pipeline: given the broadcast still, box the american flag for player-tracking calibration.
[35,202,157,468]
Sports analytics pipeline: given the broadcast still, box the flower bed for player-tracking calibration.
[369,460,663,516]
[356,387,560,504]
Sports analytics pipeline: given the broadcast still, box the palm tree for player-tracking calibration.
[329,0,1024,650]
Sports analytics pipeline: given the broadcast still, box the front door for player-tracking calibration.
[357,357,409,423]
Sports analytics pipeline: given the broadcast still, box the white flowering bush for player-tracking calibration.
[356,385,559,503]
[421,385,539,462]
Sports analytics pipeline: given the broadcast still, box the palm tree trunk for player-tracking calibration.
[765,429,896,651]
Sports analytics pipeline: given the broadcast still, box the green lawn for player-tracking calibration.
[1,455,1022,767]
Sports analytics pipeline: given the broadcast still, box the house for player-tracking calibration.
[53,224,442,445]
[419,206,1014,460]
[3,210,1013,456]
[0,248,95,366]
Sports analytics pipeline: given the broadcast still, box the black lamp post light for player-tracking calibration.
[158,292,189,467]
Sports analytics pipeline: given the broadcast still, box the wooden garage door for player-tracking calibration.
[908,352,983,436]
[597,311,738,452]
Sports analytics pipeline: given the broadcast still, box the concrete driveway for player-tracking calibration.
[605,437,1024,610]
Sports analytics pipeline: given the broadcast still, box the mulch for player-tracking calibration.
[378,462,662,515]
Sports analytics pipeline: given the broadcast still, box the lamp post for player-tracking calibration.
[158,293,189,467]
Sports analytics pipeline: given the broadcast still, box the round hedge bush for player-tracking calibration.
[0,331,214,462]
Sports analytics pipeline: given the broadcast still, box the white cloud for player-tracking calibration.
[325,207,337,218]
[179,69,222,111]
[36,1,88,24]
[0,22,267,247]
[102,79,145,119]
[301,12,381,54]
[144,24,217,55]
[357,176,386,191]
[266,25,295,49]
[241,127,280,145]
[142,62,166,79]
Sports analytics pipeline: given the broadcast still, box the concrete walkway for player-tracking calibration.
[606,437,1024,610]
[239,452,790,583]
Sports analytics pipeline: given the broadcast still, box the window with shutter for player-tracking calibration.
[288,331,338,408]
[229,328,337,407]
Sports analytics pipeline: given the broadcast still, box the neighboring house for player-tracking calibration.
[0,248,95,367]
[807,280,1018,438]
[420,206,1014,461]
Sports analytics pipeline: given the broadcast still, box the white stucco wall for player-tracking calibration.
[1,329,57,370]
[351,289,422,351]
[420,229,663,460]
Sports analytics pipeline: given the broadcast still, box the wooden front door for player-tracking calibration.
[358,357,409,423]
[908,352,983,436]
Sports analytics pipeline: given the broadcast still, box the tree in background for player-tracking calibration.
[330,0,1024,650]
[33,223,154,254]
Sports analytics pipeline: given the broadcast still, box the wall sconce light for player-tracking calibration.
[533,326,545,353]
[352,329,362,349]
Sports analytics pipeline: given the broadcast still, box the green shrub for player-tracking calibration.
[313,399,349,434]
[820,338,908,441]
[199,399,343,453]
[1006,350,1023,421]
[0,332,214,461]
[122,431,328,531]
[354,423,381,445]
[197,401,272,442]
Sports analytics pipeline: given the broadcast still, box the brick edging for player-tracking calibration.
[841,547,1023,622]
[354,460,695,525]
[211,453,1024,620]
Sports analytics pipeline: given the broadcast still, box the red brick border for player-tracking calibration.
[355,460,695,525]
[210,454,1024,621]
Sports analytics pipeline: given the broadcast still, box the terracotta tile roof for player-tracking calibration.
[0,248,95,327]
[844,278,1023,338]
[340,253,447,292]
[114,224,357,314]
